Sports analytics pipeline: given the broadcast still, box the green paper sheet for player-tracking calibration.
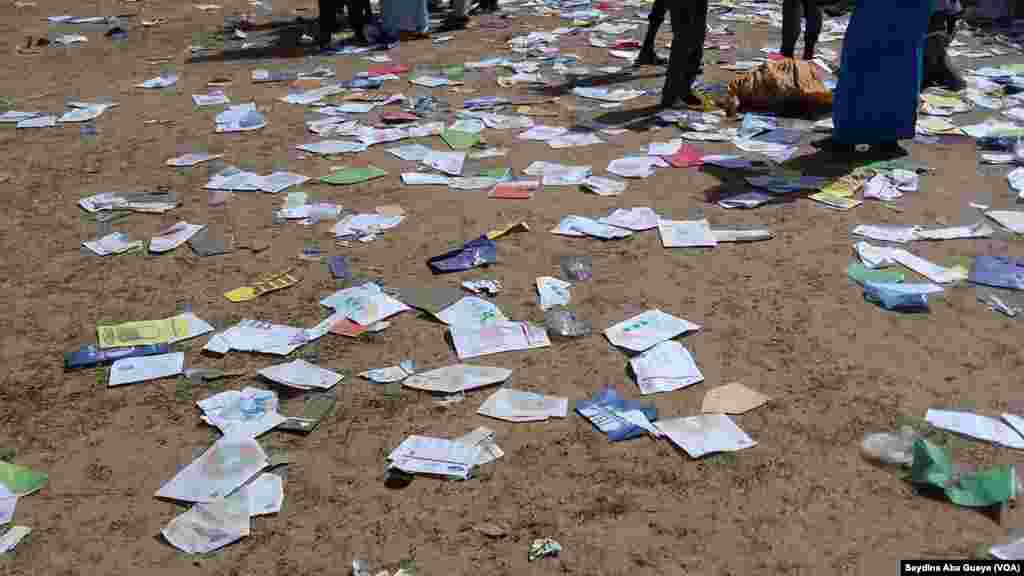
[319,166,387,185]
[847,263,905,285]
[442,129,480,151]
[911,438,1015,508]
[477,167,511,180]
[0,461,48,496]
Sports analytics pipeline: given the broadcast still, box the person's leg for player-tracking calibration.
[318,0,337,46]
[660,0,683,106]
[686,0,708,83]
[637,0,667,65]
[662,0,705,107]
[780,0,800,57]
[351,0,369,41]
[802,0,823,59]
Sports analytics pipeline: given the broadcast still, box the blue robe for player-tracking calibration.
[832,0,933,145]
[381,0,428,34]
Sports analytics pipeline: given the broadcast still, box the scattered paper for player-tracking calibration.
[150,222,205,253]
[387,435,481,480]
[258,359,343,390]
[536,276,571,310]
[478,388,568,422]
[198,387,286,439]
[450,321,551,360]
[701,382,770,414]
[108,351,184,387]
[630,341,703,395]
[155,435,268,503]
[658,219,718,248]
[605,309,701,352]
[925,409,1024,449]
[655,414,757,458]
[403,364,512,394]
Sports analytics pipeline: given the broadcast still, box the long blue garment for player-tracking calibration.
[381,0,428,34]
[832,0,933,145]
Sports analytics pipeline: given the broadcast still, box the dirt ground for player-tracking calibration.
[1,0,1023,574]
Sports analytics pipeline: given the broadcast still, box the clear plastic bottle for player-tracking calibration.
[860,426,920,466]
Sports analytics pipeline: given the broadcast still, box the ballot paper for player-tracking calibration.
[360,364,414,383]
[401,172,452,185]
[719,190,775,209]
[852,225,921,244]
[403,364,512,394]
[137,74,178,88]
[548,132,604,149]
[629,341,704,395]
[192,92,230,107]
[599,207,659,231]
[647,139,683,156]
[0,489,15,526]
[914,223,994,240]
[215,103,266,133]
[258,359,343,390]
[58,102,116,123]
[387,143,432,161]
[423,150,466,175]
[712,229,773,242]
[108,352,184,386]
[925,409,1024,449]
[16,115,56,128]
[162,495,250,554]
[198,387,286,439]
[986,211,1024,234]
[581,176,627,196]
[387,435,481,480]
[0,526,31,553]
[155,435,268,503]
[150,222,205,253]
[450,321,551,360]
[536,277,572,311]
[655,414,757,458]
[83,232,141,256]
[605,309,701,352]
[296,140,368,155]
[551,215,633,239]
[409,75,450,88]
[0,111,41,123]
[203,319,311,356]
[607,156,665,178]
[658,219,718,248]
[478,388,568,422]
[166,152,223,167]
[333,213,404,238]
[257,172,309,194]
[576,388,658,442]
[319,283,410,325]
[436,296,507,327]
[991,536,1024,561]
[454,427,503,466]
[887,247,964,284]
[701,382,771,414]
[246,473,284,516]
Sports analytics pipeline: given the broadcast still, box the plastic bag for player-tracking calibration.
[725,59,832,116]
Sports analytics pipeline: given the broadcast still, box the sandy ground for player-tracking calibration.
[1,0,1024,574]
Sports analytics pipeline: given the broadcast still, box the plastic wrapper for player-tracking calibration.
[544,306,592,337]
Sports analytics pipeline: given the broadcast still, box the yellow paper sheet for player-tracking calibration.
[486,221,530,240]
[97,317,190,348]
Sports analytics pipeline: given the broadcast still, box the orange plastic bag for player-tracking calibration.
[725,59,832,116]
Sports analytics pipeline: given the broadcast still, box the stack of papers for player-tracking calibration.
[387,435,482,480]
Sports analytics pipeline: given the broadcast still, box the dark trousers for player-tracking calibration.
[318,0,370,40]
[648,0,666,26]
[662,0,708,103]
[780,0,822,58]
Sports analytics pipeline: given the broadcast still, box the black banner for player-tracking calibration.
[901,560,1024,575]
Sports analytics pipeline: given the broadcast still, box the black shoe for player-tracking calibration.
[661,92,703,109]
[439,15,469,31]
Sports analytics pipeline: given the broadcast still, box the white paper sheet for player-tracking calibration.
[192,92,230,107]
[198,387,286,439]
[257,172,309,194]
[162,495,250,554]
[599,207,659,231]
[551,215,633,239]
[605,309,701,352]
[536,277,571,310]
[987,210,1024,234]
[437,297,507,327]
[422,150,466,175]
[166,152,223,167]
[658,219,718,248]
[581,176,627,196]
[630,341,704,395]
[712,229,773,242]
[450,321,551,360]
[0,526,30,553]
[454,427,503,466]
[360,365,414,383]
[258,359,343,390]
[852,225,921,244]
[607,156,665,178]
[150,222,205,253]
[925,409,1024,449]
[387,435,481,480]
[319,283,411,325]
[296,140,368,155]
[403,364,512,394]
[401,172,452,185]
[155,435,268,503]
[203,319,309,356]
[108,352,184,387]
[246,473,283,516]
[83,232,139,256]
[991,536,1024,560]
[387,144,433,161]
[655,414,757,458]
[477,388,568,422]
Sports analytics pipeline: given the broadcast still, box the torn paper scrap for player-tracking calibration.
[629,341,704,395]
[478,388,568,422]
[403,364,511,394]
[658,219,718,248]
[197,387,286,439]
[454,427,503,466]
[536,277,571,311]
[436,296,507,327]
[258,359,343,391]
[246,473,283,516]
[655,414,757,458]
[925,409,1024,449]
[387,435,482,480]
[701,382,771,414]
[450,321,551,360]
[0,526,30,554]
[161,495,250,554]
[604,309,701,352]
[155,435,268,503]
[108,352,184,387]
